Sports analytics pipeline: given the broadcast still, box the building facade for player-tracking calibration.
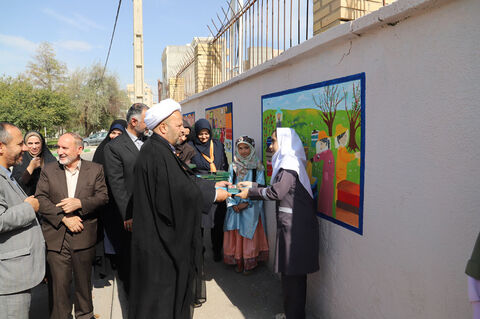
[126,83,153,107]
[161,44,192,100]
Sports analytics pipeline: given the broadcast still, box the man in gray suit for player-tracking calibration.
[0,122,45,318]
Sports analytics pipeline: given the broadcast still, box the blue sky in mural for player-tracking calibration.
[263,80,360,111]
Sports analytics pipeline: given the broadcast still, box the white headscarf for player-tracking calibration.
[271,128,313,198]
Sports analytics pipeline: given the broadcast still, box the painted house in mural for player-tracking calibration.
[262,73,365,234]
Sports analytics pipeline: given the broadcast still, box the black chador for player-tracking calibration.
[128,133,214,319]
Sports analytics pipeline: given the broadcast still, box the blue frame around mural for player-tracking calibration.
[205,102,234,160]
[261,73,365,235]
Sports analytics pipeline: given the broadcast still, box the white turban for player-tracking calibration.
[144,99,182,130]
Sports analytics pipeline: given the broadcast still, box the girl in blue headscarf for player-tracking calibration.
[223,135,269,273]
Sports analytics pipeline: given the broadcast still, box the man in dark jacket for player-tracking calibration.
[103,103,149,295]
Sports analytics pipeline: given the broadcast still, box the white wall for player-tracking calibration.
[181,0,480,317]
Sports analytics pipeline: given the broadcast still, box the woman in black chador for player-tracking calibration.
[92,119,127,278]
[189,119,229,261]
[12,131,56,195]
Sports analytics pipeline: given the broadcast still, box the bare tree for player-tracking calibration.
[312,85,344,137]
[26,42,67,91]
[343,82,361,152]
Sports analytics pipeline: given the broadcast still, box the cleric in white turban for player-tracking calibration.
[144,98,182,130]
[128,99,230,319]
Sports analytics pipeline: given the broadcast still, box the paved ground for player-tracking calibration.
[193,243,284,319]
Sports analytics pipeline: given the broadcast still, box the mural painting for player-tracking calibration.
[183,112,195,127]
[205,103,233,164]
[262,73,365,234]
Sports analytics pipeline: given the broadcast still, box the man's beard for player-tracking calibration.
[59,155,74,166]
[13,153,23,165]
[134,126,145,136]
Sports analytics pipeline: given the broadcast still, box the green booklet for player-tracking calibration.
[196,170,230,182]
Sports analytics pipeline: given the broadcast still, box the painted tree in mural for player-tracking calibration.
[343,82,361,152]
[312,85,344,137]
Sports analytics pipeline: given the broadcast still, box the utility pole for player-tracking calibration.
[133,0,144,103]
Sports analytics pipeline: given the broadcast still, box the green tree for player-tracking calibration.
[0,76,73,134]
[26,42,67,91]
[66,64,130,136]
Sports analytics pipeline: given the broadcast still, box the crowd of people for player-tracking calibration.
[0,99,323,319]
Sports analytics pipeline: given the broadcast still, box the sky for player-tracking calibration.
[0,0,226,102]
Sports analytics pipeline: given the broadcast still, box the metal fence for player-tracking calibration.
[209,0,313,85]
[171,0,314,99]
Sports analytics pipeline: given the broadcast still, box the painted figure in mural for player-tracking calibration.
[313,131,335,217]
[207,112,216,129]
[223,136,269,274]
[304,149,317,189]
[187,113,195,127]
[264,136,274,178]
[335,124,360,185]
[310,130,319,148]
[303,130,319,196]
[220,128,226,144]
[237,128,319,319]
[275,107,283,128]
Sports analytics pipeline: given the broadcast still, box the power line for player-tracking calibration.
[102,0,123,79]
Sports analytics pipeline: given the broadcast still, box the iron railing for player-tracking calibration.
[209,0,313,85]
[171,0,314,99]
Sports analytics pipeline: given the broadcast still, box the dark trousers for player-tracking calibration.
[281,273,307,319]
[211,203,226,256]
[117,230,131,295]
[46,234,96,319]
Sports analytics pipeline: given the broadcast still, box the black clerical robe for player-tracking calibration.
[128,133,215,319]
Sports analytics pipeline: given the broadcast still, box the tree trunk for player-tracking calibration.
[323,115,334,137]
[347,120,359,152]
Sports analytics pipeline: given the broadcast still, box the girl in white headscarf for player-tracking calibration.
[237,128,319,319]
[223,136,269,274]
